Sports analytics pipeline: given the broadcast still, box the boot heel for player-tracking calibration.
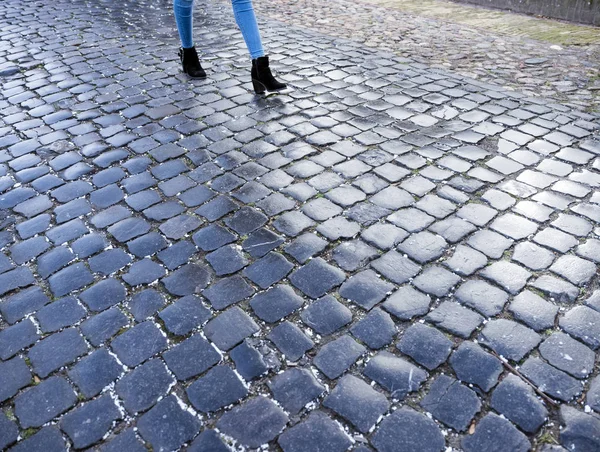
[252,79,266,94]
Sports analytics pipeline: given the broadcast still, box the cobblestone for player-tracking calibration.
[0,0,599,449]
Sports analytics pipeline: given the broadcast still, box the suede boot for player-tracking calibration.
[251,56,286,94]
[179,47,206,78]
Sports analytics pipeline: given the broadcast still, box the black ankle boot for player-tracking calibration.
[251,56,287,94]
[179,47,206,79]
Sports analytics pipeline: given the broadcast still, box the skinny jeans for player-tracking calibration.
[173,0,265,59]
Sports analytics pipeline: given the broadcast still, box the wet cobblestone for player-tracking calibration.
[0,0,599,450]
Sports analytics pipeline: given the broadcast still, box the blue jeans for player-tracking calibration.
[174,0,265,59]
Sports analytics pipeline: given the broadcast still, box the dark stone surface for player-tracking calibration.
[216,396,289,448]
[301,295,352,334]
[324,375,389,433]
[268,321,314,361]
[111,321,168,367]
[314,335,366,379]
[559,406,600,452]
[137,395,201,451]
[450,342,503,392]
[462,413,531,452]
[204,306,260,351]
[0,1,598,446]
[163,334,221,381]
[268,368,325,414]
[478,319,541,361]
[420,375,481,431]
[116,359,174,413]
[60,395,121,448]
[363,351,428,399]
[187,365,248,412]
[14,376,77,428]
[371,407,445,452]
[490,374,548,433]
[520,357,583,402]
[278,411,352,452]
[68,348,122,398]
[398,323,452,370]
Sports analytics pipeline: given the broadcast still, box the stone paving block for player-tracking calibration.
[80,278,126,312]
[339,269,394,310]
[371,407,444,452]
[398,323,452,370]
[467,229,513,258]
[509,290,559,331]
[159,295,212,335]
[289,257,346,298]
[421,375,481,431]
[36,297,87,333]
[268,368,325,415]
[388,207,434,232]
[278,411,352,452]
[549,255,596,286]
[0,266,35,296]
[363,351,428,399]
[48,262,94,297]
[68,348,121,399]
[268,321,314,362]
[462,413,530,452]
[1,286,50,325]
[111,321,167,367]
[100,429,147,452]
[324,374,389,433]
[122,258,167,285]
[0,356,31,403]
[60,395,121,449]
[539,332,594,379]
[300,295,352,334]
[520,357,583,402]
[80,307,129,346]
[512,241,555,270]
[426,301,484,338]
[490,213,538,240]
[530,275,579,303]
[28,327,88,378]
[8,426,67,452]
[314,335,365,379]
[244,252,294,289]
[478,319,541,361]
[204,306,260,351]
[450,341,502,392]
[216,396,288,448]
[443,244,487,276]
[250,284,304,323]
[231,340,268,381]
[88,248,131,275]
[332,239,379,271]
[397,231,448,264]
[480,261,531,295]
[559,306,600,349]
[14,376,77,428]
[163,334,221,381]
[413,265,461,297]
[0,413,18,451]
[455,279,509,317]
[137,395,201,451]
[491,374,547,433]
[187,365,248,413]
[559,406,600,452]
[350,307,396,349]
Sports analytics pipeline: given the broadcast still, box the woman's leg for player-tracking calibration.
[173,0,195,48]
[231,0,264,59]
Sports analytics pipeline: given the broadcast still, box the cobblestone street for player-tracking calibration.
[0,0,600,451]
